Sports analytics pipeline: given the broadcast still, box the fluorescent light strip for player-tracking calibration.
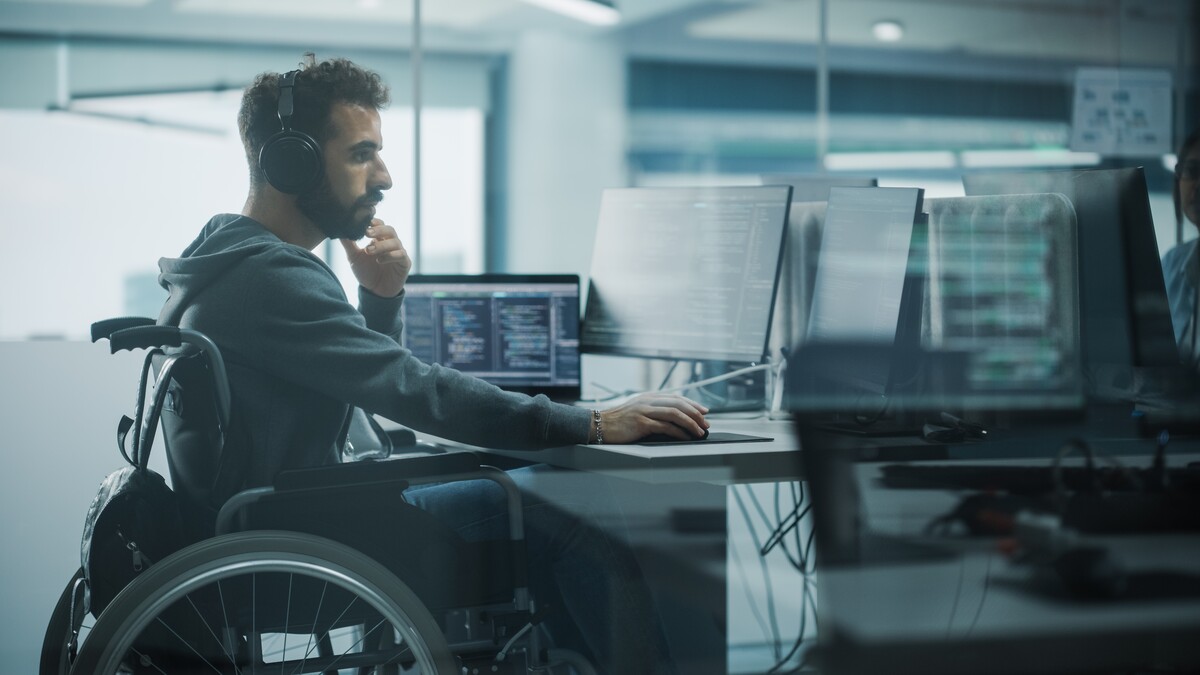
[960,149,1101,168]
[824,149,1107,172]
[521,0,619,25]
[825,151,956,171]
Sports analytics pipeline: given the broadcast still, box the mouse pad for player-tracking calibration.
[636,431,774,446]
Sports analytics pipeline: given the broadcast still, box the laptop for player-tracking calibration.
[400,274,582,402]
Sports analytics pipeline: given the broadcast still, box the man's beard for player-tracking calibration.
[297,177,382,240]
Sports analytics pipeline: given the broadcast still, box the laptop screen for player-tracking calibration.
[400,274,581,401]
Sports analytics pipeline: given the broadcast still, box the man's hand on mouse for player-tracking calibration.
[591,393,709,444]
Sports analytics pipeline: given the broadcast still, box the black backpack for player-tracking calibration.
[80,346,190,617]
[81,466,185,616]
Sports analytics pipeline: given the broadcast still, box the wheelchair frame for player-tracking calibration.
[42,317,593,675]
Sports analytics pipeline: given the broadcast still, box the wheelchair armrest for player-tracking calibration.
[384,426,419,447]
[385,451,490,485]
[273,450,484,492]
[220,453,533,611]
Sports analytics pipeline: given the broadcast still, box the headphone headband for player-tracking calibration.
[277,70,298,130]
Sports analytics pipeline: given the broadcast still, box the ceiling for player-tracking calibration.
[0,0,1195,69]
[688,0,1190,66]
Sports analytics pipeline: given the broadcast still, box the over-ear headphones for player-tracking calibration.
[258,70,323,194]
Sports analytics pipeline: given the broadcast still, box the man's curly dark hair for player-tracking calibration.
[238,53,390,188]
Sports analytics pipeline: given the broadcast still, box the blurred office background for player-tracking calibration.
[1,0,1196,341]
[0,0,1197,672]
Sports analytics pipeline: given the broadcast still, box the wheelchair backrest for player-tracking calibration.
[155,350,241,538]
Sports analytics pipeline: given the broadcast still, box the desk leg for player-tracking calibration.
[609,478,818,674]
[607,478,729,675]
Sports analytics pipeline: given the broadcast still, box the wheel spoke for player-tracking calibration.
[310,594,360,650]
[292,581,328,675]
[320,618,388,674]
[251,573,256,675]
[130,646,169,674]
[151,616,227,674]
[185,592,242,673]
[280,573,293,675]
[215,579,243,675]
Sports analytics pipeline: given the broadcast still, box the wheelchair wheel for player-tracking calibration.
[70,530,458,675]
[41,567,89,675]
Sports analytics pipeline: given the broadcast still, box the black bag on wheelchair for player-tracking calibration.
[80,339,195,617]
[81,464,185,616]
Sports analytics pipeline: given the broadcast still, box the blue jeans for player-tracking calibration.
[404,464,678,675]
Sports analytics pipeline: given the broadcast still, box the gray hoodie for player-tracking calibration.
[158,214,590,494]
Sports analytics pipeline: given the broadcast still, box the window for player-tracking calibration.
[0,93,484,339]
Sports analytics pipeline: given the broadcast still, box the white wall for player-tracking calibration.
[505,31,626,278]
[0,341,165,672]
[0,40,493,111]
[0,110,247,339]
[0,104,486,340]
[504,31,651,397]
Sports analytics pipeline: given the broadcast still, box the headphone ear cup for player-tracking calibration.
[259,130,323,194]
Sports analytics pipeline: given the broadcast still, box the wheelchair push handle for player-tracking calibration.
[91,320,233,434]
[90,317,157,344]
[108,326,183,353]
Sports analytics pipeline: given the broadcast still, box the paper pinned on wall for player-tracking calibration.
[1070,68,1172,157]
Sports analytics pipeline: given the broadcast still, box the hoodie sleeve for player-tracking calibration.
[199,247,591,450]
[358,286,405,343]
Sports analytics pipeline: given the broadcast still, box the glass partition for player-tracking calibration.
[1,3,1197,674]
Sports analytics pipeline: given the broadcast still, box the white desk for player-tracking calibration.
[411,417,1200,673]
[816,536,1200,674]
[409,416,811,673]
[811,453,1200,675]
[478,418,803,483]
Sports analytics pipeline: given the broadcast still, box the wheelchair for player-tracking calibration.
[42,317,596,675]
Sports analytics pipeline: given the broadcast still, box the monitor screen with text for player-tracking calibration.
[581,186,792,362]
[401,274,581,401]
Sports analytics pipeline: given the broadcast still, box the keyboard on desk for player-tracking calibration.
[880,463,1200,494]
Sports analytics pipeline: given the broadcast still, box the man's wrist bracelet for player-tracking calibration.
[592,409,604,444]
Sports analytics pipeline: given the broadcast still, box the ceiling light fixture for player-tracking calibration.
[960,148,1101,168]
[872,20,904,42]
[522,0,620,26]
[825,151,956,171]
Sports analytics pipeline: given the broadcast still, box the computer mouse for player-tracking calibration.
[637,427,710,444]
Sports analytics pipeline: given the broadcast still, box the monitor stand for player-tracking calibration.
[797,422,956,566]
[705,399,768,414]
[691,360,769,413]
[811,419,924,438]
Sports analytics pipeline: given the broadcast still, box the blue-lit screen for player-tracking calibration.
[401,275,581,400]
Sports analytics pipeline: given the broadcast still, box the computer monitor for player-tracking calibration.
[787,191,1086,417]
[787,187,927,412]
[580,186,792,363]
[807,187,924,346]
[921,193,1085,413]
[762,176,879,356]
[759,174,878,203]
[401,274,581,401]
[964,167,1180,400]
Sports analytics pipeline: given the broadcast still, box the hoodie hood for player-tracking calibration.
[158,214,321,326]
